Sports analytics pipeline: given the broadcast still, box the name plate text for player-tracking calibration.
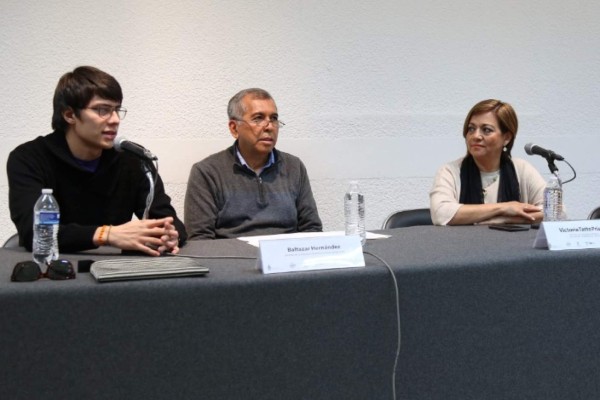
[257,235,365,274]
[533,220,600,250]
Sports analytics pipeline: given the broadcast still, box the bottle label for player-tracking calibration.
[38,211,60,224]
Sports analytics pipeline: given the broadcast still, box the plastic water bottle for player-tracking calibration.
[33,188,60,266]
[344,181,366,245]
[543,175,563,221]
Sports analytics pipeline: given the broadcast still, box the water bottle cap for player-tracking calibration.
[42,188,53,194]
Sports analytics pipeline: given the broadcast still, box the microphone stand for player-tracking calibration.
[141,159,157,220]
[545,157,559,174]
[528,147,576,185]
[544,156,564,187]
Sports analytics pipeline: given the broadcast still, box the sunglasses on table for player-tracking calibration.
[11,259,76,282]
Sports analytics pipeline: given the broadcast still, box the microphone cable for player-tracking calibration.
[140,157,159,219]
[173,249,401,399]
[363,250,401,400]
[165,252,257,260]
[560,159,577,184]
[525,143,577,184]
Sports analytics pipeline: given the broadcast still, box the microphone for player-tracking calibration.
[113,137,157,161]
[524,143,564,161]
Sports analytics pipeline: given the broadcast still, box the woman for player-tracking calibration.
[430,99,546,225]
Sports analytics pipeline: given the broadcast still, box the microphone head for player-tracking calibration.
[524,143,536,155]
[113,136,127,152]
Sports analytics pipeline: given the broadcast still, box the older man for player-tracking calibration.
[184,88,322,239]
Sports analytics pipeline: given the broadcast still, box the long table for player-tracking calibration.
[1,226,600,399]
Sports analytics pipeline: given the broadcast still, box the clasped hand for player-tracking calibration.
[105,217,180,256]
[484,201,543,225]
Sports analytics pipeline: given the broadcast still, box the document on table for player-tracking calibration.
[237,231,390,247]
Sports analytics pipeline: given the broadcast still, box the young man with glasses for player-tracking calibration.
[7,66,186,255]
[184,88,322,239]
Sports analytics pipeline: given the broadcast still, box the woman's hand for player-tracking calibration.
[479,202,543,225]
[450,202,542,225]
[500,201,542,221]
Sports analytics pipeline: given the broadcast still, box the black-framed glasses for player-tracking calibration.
[11,259,76,282]
[235,116,285,128]
[84,105,127,120]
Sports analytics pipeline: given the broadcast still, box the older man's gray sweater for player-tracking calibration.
[184,144,323,239]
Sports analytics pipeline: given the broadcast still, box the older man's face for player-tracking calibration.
[229,96,279,165]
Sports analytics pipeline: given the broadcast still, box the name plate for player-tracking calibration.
[257,235,365,274]
[533,220,600,250]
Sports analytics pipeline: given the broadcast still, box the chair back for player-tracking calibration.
[589,206,600,220]
[2,233,20,248]
[382,208,433,229]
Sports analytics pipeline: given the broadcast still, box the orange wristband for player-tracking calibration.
[106,225,112,246]
[98,225,108,246]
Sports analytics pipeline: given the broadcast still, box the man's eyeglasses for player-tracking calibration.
[84,105,127,120]
[235,116,285,128]
[11,259,76,282]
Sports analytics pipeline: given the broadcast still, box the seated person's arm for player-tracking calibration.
[183,163,219,240]
[295,162,323,232]
[450,202,542,225]
[5,149,94,251]
[95,217,180,256]
[429,163,541,226]
[107,173,184,255]
[462,161,545,225]
[138,172,187,247]
[9,148,182,255]
[430,164,462,226]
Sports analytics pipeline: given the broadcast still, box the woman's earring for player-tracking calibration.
[503,146,508,152]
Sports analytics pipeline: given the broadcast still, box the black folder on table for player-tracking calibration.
[90,256,209,282]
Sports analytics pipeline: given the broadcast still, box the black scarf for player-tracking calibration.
[459,153,520,204]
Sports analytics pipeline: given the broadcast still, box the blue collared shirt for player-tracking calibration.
[236,147,275,175]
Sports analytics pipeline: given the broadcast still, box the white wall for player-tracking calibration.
[1,0,599,244]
